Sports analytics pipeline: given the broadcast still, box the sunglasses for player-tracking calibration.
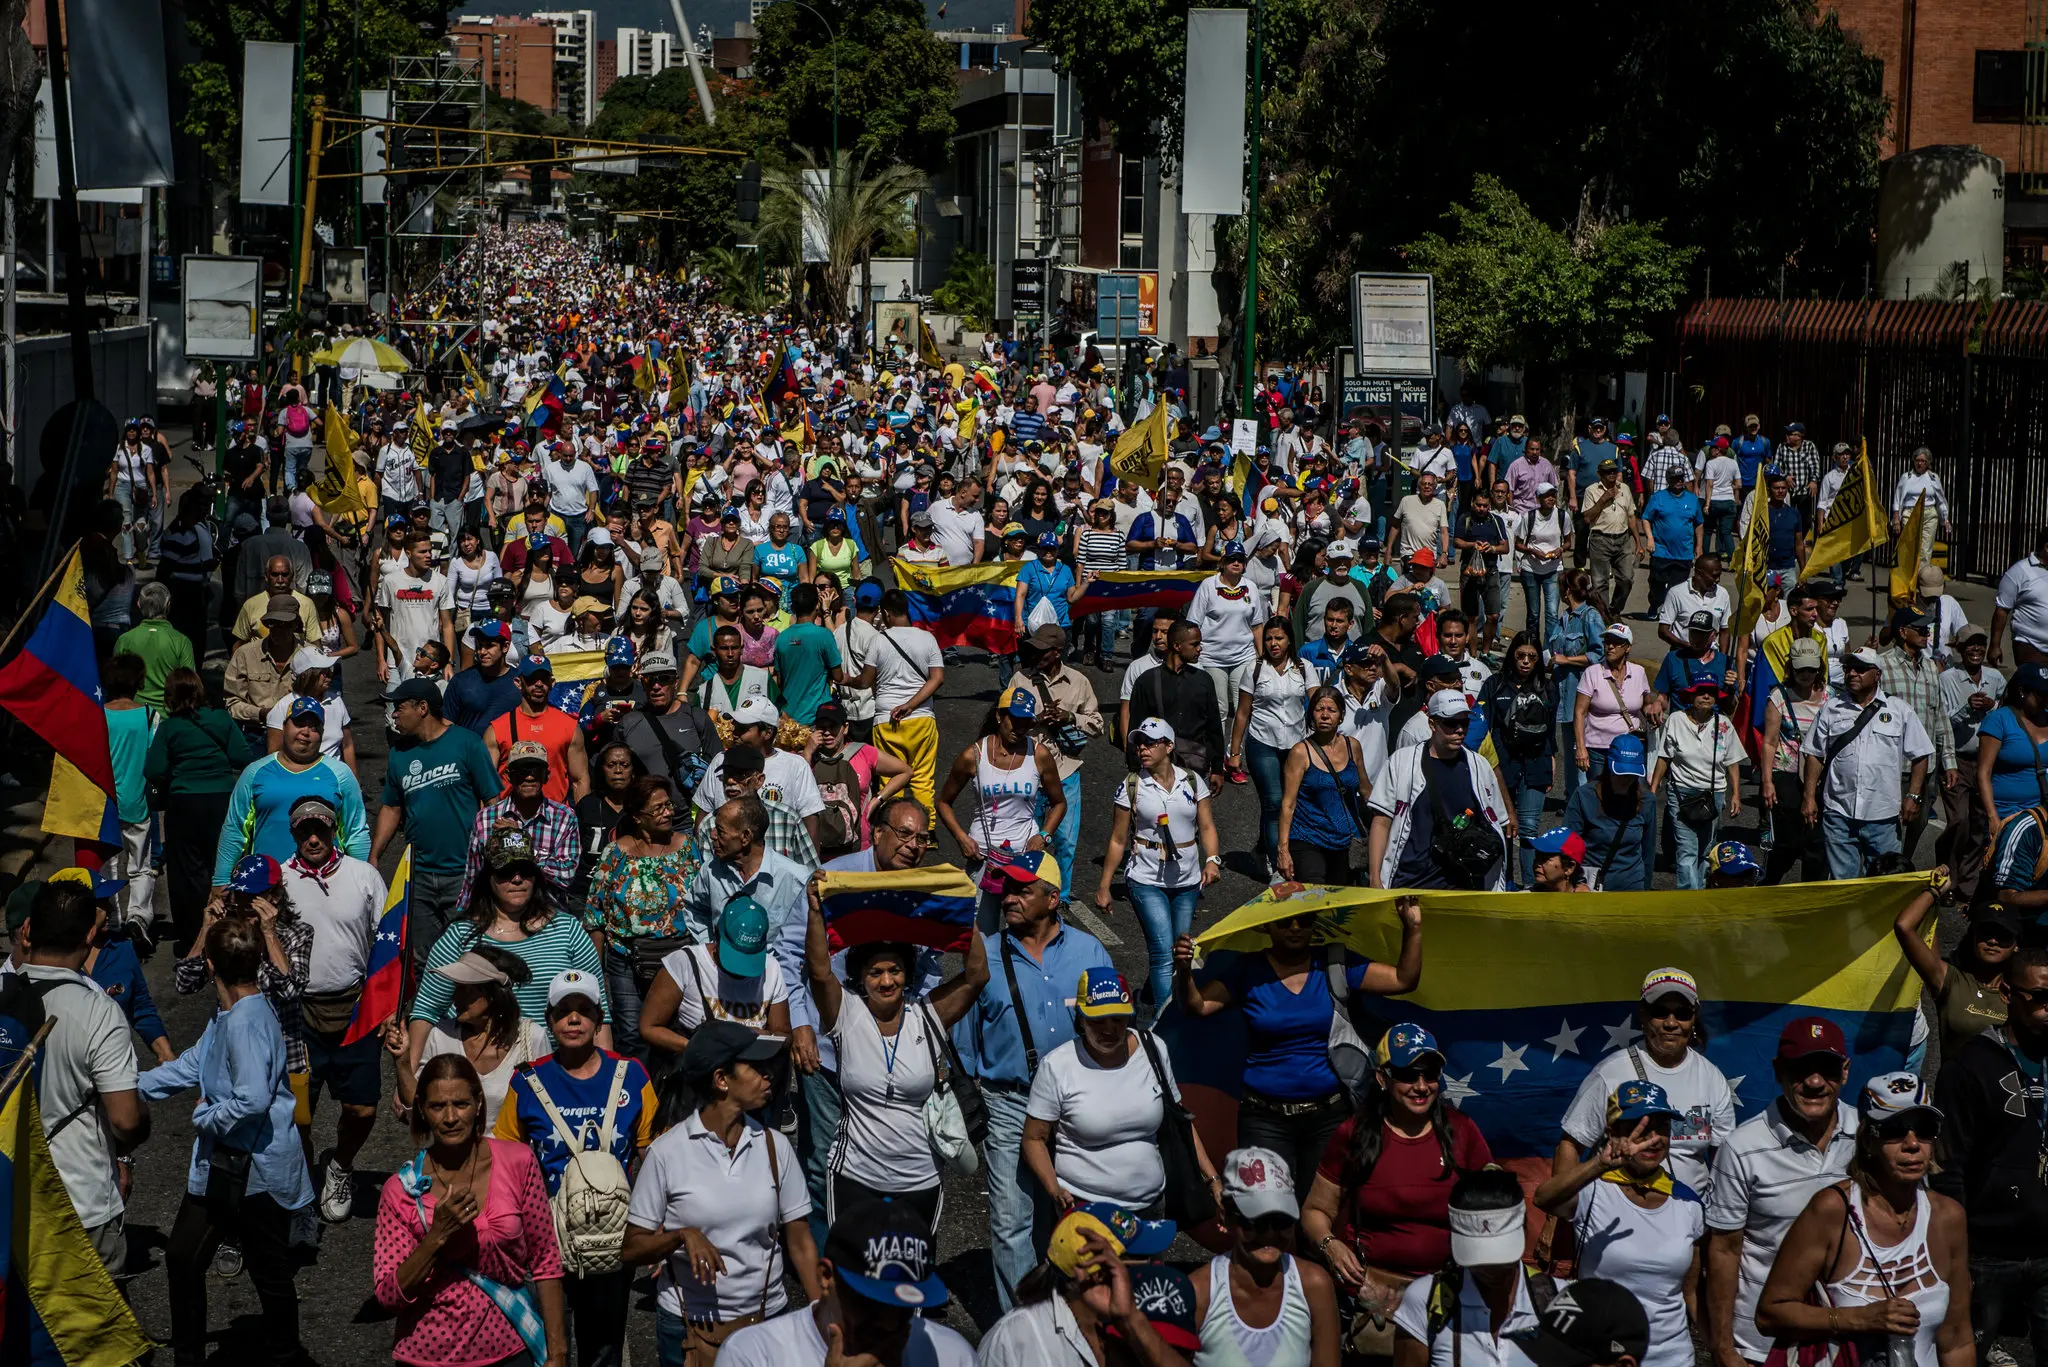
[1870,1114,1940,1143]
[491,865,537,882]
[2009,985,2048,1009]
[1388,1064,1443,1085]
[1645,1000,1697,1022]
[1274,913,1318,929]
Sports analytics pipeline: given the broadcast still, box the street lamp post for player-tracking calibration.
[771,0,838,187]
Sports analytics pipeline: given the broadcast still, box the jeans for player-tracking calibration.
[1707,500,1738,559]
[1038,770,1082,897]
[1236,1093,1352,1206]
[113,479,151,561]
[1646,557,1692,618]
[1513,781,1550,887]
[797,1066,841,1246]
[983,1084,1055,1312]
[561,510,589,555]
[1244,735,1288,865]
[1558,725,1585,807]
[1970,1254,2048,1364]
[1086,610,1130,664]
[1128,881,1200,1021]
[1821,813,1900,880]
[994,651,1018,688]
[431,497,465,538]
[603,947,645,1059]
[406,865,465,974]
[168,1192,301,1366]
[564,1268,631,1367]
[1521,572,1559,644]
[1666,788,1720,889]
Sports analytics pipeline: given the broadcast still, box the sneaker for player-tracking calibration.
[1985,1348,2018,1367]
[1226,764,1249,785]
[211,1240,243,1278]
[318,1154,354,1223]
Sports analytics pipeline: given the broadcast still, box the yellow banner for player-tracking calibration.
[311,405,366,519]
[1802,440,1886,583]
[1731,472,1773,638]
[1109,401,1171,486]
[1892,492,1927,609]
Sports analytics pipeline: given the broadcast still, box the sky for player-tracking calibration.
[457,0,1019,40]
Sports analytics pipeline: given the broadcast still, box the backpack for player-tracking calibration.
[1503,684,1552,757]
[1422,755,1505,889]
[0,973,56,1080]
[811,748,865,861]
[283,403,312,437]
[521,1059,634,1276]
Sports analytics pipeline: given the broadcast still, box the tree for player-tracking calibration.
[1403,176,1695,435]
[751,0,956,171]
[583,71,783,257]
[931,249,995,330]
[759,149,924,319]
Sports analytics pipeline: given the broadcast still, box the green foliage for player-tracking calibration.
[932,249,995,330]
[584,72,783,257]
[1402,176,1694,407]
[700,245,773,312]
[759,149,926,318]
[752,0,957,172]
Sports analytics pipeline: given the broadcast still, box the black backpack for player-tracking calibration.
[0,974,57,1085]
[1424,757,1506,888]
[1503,685,1553,757]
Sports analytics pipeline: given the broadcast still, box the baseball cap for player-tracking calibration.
[1641,967,1699,1005]
[1026,623,1069,653]
[1049,1209,1130,1276]
[1219,1147,1298,1221]
[713,574,743,598]
[989,848,1062,895]
[505,739,551,771]
[680,1019,786,1085]
[288,795,338,830]
[1035,531,1059,550]
[262,593,300,624]
[1597,458,1619,473]
[718,897,771,977]
[1916,564,1946,592]
[1607,1079,1682,1126]
[229,854,284,895]
[814,700,849,728]
[1326,539,1357,561]
[1375,1022,1446,1069]
[1606,734,1649,778]
[381,677,443,708]
[910,509,935,529]
[484,828,541,870]
[1076,966,1135,1018]
[1535,481,1557,496]
[824,1201,949,1309]
[586,527,614,546]
[1426,690,1472,721]
[46,865,126,900]
[1888,606,1933,635]
[2016,662,2048,696]
[1531,827,1588,863]
[1776,1015,1849,1062]
[1953,622,1990,646]
[1219,539,1248,561]
[1859,1070,1941,1127]
[1516,1278,1651,1367]
[470,618,509,643]
[722,744,766,778]
[516,654,555,678]
[1405,546,1437,569]
[854,580,884,609]
[605,636,637,667]
[996,685,1038,720]
[1602,622,1634,644]
[639,649,678,675]
[569,595,609,617]
[1132,717,1175,745]
[1787,638,1824,671]
[1686,610,1716,633]
[1106,1265,1202,1354]
[1708,840,1760,880]
[1074,1203,1177,1256]
[1448,1168,1526,1266]
[1843,647,1882,671]
[546,969,603,1014]
[286,696,325,726]
[731,696,779,728]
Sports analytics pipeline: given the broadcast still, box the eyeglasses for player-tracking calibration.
[1388,1064,1442,1085]
[887,828,934,845]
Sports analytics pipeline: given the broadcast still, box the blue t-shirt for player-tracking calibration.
[1219,950,1377,1100]
[1992,810,2048,911]
[381,724,503,875]
[1654,648,1730,702]
[1980,707,2048,817]
[496,1053,657,1194]
[1733,434,1772,487]
[1562,781,1651,890]
[1642,489,1702,562]
[773,622,843,725]
[1452,443,1479,482]
[444,666,522,734]
[1571,439,1616,488]
[1392,751,1479,890]
[1017,559,1076,629]
[753,542,807,606]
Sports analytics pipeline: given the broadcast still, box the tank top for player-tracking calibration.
[519,570,555,613]
[1291,741,1362,850]
[814,535,858,588]
[1195,1253,1313,1367]
[1824,1184,1949,1367]
[974,736,1042,853]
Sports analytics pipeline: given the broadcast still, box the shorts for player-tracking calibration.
[304,1027,383,1108]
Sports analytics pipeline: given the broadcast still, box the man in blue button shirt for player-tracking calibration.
[1639,464,1704,619]
[951,848,1112,1312]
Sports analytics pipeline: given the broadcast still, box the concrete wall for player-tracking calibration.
[13,325,153,493]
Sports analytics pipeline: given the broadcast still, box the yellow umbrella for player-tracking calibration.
[310,336,414,372]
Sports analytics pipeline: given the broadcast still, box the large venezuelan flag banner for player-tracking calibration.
[1071,569,1211,620]
[1171,874,1925,1164]
[892,559,1019,653]
[0,549,118,844]
[0,1075,155,1366]
[818,866,978,953]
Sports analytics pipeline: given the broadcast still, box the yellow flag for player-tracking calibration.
[1891,493,1928,609]
[1108,401,1172,487]
[457,346,483,390]
[311,405,366,518]
[1731,472,1774,639]
[919,320,942,367]
[633,357,656,396]
[410,400,434,465]
[1802,440,1886,583]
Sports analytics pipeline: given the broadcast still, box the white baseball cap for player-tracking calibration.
[1132,717,1175,744]
[1326,539,1357,561]
[731,696,780,727]
[1426,690,1472,720]
[1222,1146,1298,1221]
[546,968,603,1012]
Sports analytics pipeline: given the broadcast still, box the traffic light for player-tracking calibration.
[736,159,761,223]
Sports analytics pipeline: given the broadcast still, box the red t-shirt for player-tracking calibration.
[1316,1107,1494,1277]
[490,705,580,802]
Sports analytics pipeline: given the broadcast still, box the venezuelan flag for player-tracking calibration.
[539,648,608,719]
[1072,569,1212,619]
[891,559,1019,653]
[0,550,118,844]
[0,1073,155,1366]
[342,852,409,1046]
[1168,874,1924,1166]
[819,866,978,953]
[1739,624,1822,764]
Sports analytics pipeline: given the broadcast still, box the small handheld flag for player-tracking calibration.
[342,852,410,1046]
[818,866,978,953]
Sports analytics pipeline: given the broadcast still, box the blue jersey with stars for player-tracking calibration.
[493,1052,657,1194]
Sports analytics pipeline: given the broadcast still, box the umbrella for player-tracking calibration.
[311,337,414,372]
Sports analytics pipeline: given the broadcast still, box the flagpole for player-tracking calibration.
[0,548,76,666]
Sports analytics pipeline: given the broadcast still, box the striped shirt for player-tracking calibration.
[1774,439,1822,494]
[1879,644,1956,774]
[1077,528,1127,574]
[458,794,582,908]
[1640,444,1693,493]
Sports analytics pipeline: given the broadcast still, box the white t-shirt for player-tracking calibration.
[1572,1178,1707,1367]
[281,854,387,994]
[1658,710,1737,792]
[1698,454,1742,503]
[541,458,602,516]
[834,617,882,722]
[1189,577,1270,670]
[1242,657,1321,750]
[1113,766,1210,888]
[1025,1034,1180,1208]
[659,943,789,1031]
[717,1305,974,1367]
[872,626,943,720]
[831,1001,941,1193]
[265,691,353,759]
[1393,495,1449,559]
[927,501,985,566]
[1659,581,1733,634]
[24,966,139,1229]
[693,748,825,818]
[1391,1260,1543,1367]
[376,568,451,658]
[1559,1045,1739,1198]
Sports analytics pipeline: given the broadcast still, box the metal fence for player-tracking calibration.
[1653,298,2048,581]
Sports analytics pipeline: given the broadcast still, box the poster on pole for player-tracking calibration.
[1181,8,1248,217]
[1230,418,1257,455]
[1350,273,1436,379]
[239,41,297,207]
[34,80,144,204]
[182,255,264,361]
[322,249,367,305]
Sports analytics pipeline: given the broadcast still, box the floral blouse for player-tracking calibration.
[584,836,700,941]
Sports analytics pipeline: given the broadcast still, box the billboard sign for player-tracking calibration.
[1350,272,1435,379]
[181,255,263,360]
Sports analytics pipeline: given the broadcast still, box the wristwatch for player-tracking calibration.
[1205,855,1222,867]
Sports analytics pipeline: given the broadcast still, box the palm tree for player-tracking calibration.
[699,245,772,313]
[761,148,926,319]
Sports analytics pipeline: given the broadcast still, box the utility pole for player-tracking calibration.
[1238,0,1262,419]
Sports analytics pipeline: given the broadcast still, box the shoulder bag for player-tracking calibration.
[999,935,1041,1078]
[1678,713,1724,826]
[1318,948,1376,1109]
[1759,1183,1864,1367]
[1817,702,1882,806]
[916,1001,984,1175]
[1134,1029,1218,1228]
[1603,664,1645,738]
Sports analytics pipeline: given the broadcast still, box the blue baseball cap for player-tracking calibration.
[1606,733,1648,778]
[825,1200,949,1309]
[285,696,325,726]
[1220,539,1248,561]
[229,854,284,896]
[825,506,847,523]
[1200,425,1223,442]
[470,618,509,642]
[1530,827,1588,863]
[854,580,883,609]
[718,896,770,977]
[1707,840,1760,879]
[385,513,409,530]
[526,533,552,551]
[1076,966,1135,1018]
[1608,1078,1682,1125]
[517,654,555,678]
[996,686,1038,720]
[1375,1022,1445,1068]
[46,865,127,901]
[1076,1203,1176,1256]
[605,636,637,667]
[1035,531,1060,550]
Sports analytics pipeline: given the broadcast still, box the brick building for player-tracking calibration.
[448,16,560,113]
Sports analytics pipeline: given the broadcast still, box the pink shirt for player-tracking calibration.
[374,1139,564,1367]
[1576,660,1652,752]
